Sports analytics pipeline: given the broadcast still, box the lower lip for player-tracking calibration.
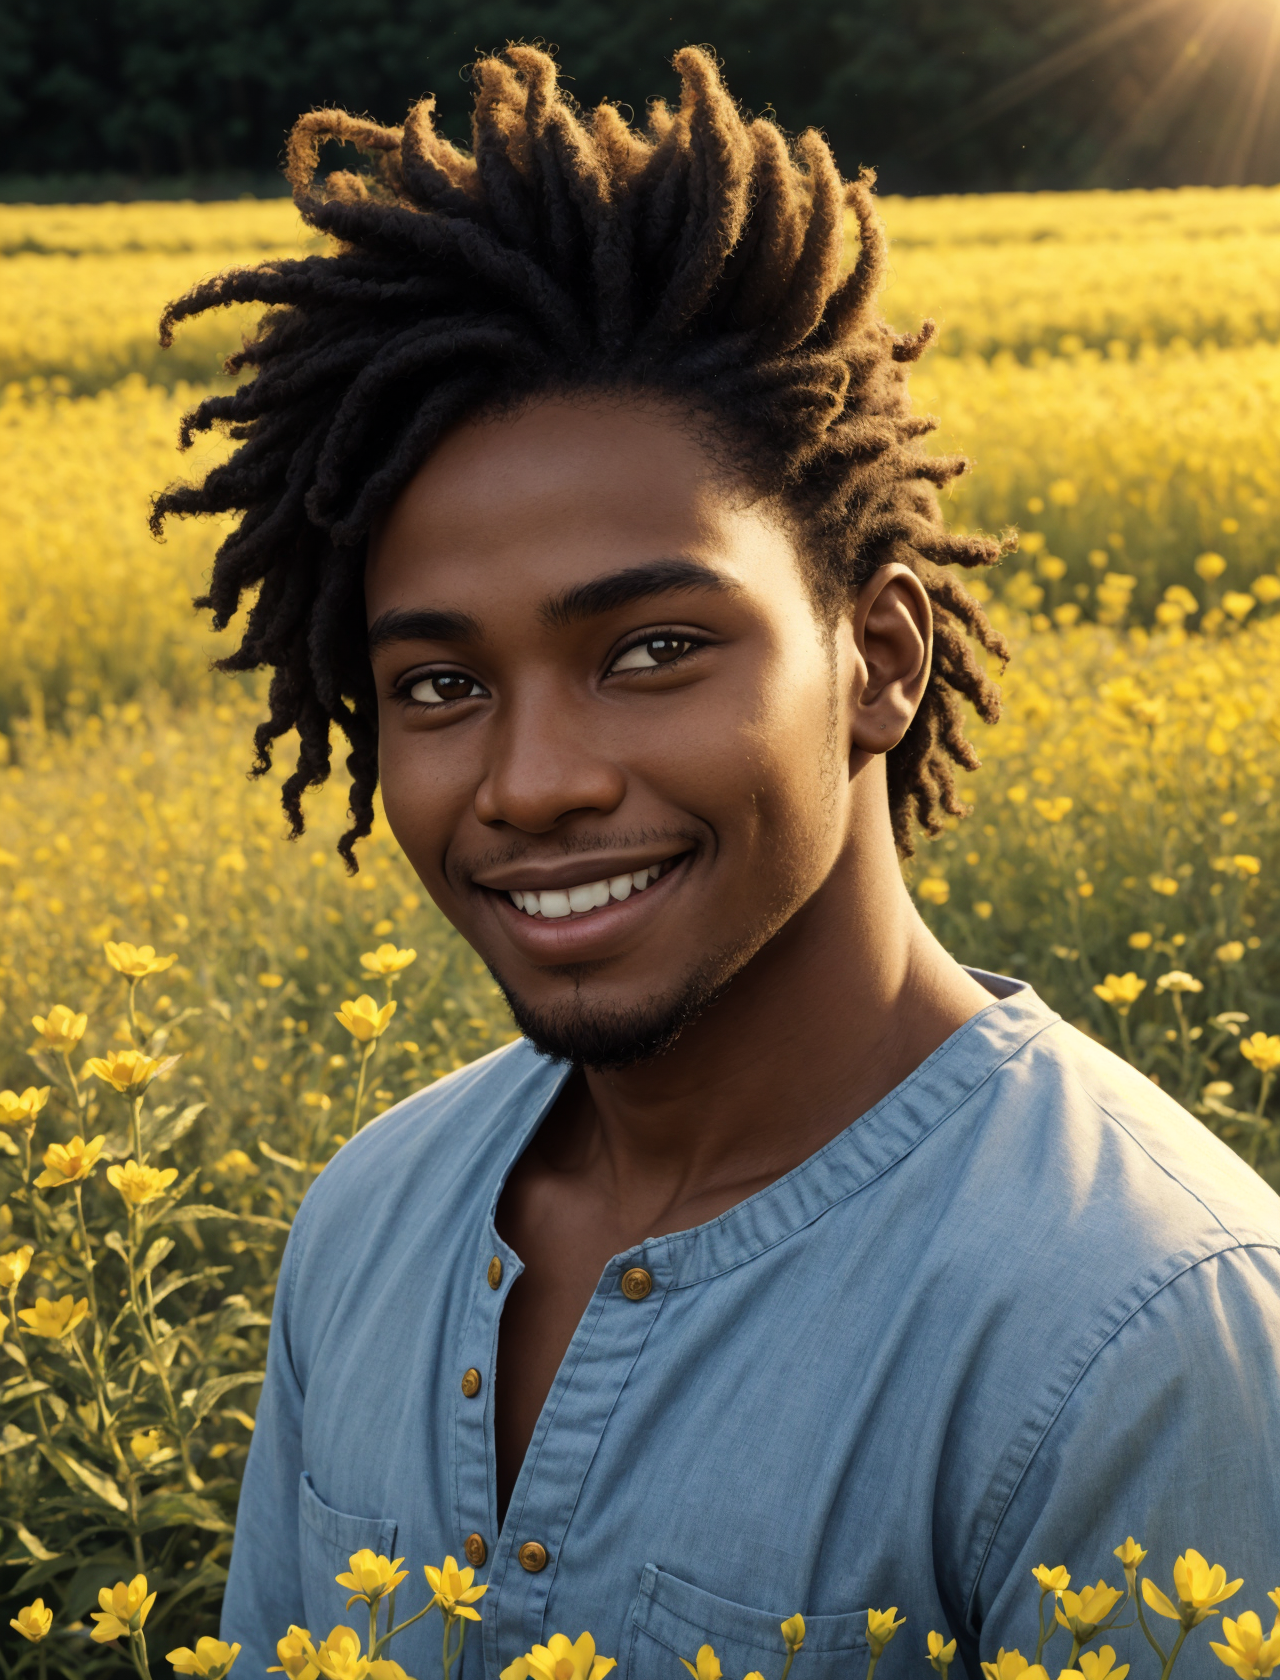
[486,856,691,961]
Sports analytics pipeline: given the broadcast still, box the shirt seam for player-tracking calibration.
[964,1241,1280,1629]
[1089,1092,1249,1246]
[659,1013,1062,1290]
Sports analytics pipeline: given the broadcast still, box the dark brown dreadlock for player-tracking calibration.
[151,44,1008,869]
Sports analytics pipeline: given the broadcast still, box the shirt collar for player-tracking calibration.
[484,972,1059,1290]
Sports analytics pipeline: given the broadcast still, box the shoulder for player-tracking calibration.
[993,1008,1280,1252]
[288,1036,561,1250]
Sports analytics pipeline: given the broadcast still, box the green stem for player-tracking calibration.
[62,1049,84,1114]
[1160,1626,1189,1680]
[131,1095,145,1167]
[1067,1637,1081,1669]
[866,1654,880,1680]
[1034,1593,1052,1665]
[130,1626,153,1680]
[1118,1008,1135,1065]
[352,1040,376,1135]
[369,1599,379,1659]
[73,1184,98,1329]
[375,1603,436,1659]
[123,1210,200,1492]
[1134,1591,1168,1667]
[779,1651,797,1680]
[127,978,142,1050]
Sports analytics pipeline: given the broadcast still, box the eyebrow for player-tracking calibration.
[368,559,735,654]
[539,558,737,628]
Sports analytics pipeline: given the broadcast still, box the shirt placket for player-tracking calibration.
[461,1241,669,1680]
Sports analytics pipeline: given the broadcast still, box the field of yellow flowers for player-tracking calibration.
[2,186,1280,1669]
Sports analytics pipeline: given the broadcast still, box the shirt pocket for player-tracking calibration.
[625,1564,869,1680]
[297,1471,398,1634]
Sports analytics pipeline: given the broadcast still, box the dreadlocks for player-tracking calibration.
[151,44,1008,868]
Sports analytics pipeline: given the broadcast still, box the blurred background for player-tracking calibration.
[5,0,1280,199]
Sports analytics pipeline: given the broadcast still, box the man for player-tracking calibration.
[156,46,1280,1680]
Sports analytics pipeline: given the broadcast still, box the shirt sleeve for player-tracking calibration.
[219,1199,311,1670]
[971,1244,1280,1680]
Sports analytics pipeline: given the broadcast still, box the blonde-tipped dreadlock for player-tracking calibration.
[152,44,1008,868]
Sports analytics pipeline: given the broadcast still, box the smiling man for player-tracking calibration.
[156,46,1280,1680]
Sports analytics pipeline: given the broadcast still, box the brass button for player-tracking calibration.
[518,1540,548,1573]
[620,1267,653,1301]
[464,1532,487,1567]
[460,1367,482,1398]
[487,1256,503,1289]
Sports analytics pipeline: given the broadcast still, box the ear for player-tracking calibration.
[848,563,932,755]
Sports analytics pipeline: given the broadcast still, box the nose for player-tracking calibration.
[473,681,626,833]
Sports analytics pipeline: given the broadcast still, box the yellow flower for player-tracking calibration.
[0,1085,50,1130]
[1149,875,1180,896]
[0,1245,34,1288]
[335,1550,408,1608]
[1056,1583,1124,1638]
[19,1293,90,1339]
[1216,942,1246,964]
[929,1631,958,1673]
[781,1614,806,1654]
[917,878,950,906]
[105,940,177,978]
[215,1148,258,1180]
[84,1048,162,1093]
[106,1160,179,1207]
[1143,1551,1243,1628]
[10,1599,53,1642]
[1033,797,1073,823]
[423,1555,488,1622]
[1241,1035,1280,1074]
[335,996,397,1043]
[32,1004,88,1050]
[360,944,418,977]
[1114,1537,1148,1585]
[1156,971,1203,994]
[522,1632,617,1680]
[34,1134,105,1189]
[269,1627,320,1680]
[1033,1566,1071,1593]
[1093,973,1146,1013]
[1210,1613,1280,1680]
[90,1574,156,1642]
[1128,932,1153,949]
[868,1608,906,1659]
[1232,855,1262,876]
[168,1637,243,1679]
[1223,592,1256,622]
[1078,1649,1128,1680]
[258,972,284,988]
[310,1626,368,1680]
[679,1648,722,1680]
[131,1428,164,1461]
[1195,552,1228,581]
[982,1650,1030,1680]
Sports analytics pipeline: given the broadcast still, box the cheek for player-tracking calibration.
[375,717,466,885]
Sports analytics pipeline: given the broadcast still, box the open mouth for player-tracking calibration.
[503,855,685,920]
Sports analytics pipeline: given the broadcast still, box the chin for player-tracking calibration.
[493,953,739,1071]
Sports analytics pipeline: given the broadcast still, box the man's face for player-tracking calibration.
[366,394,862,1068]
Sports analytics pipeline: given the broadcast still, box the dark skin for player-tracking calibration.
[366,394,992,1523]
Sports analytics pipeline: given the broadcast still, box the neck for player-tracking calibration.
[544,806,993,1231]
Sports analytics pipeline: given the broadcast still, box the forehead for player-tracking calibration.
[367,394,795,604]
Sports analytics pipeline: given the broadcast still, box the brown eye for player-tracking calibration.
[611,636,695,672]
[408,673,485,705]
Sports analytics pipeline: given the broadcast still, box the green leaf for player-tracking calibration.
[163,1203,290,1231]
[2,1378,49,1401]
[103,1228,129,1260]
[151,1262,231,1307]
[257,1138,308,1171]
[45,1445,128,1511]
[0,1422,36,1454]
[12,1520,60,1561]
[138,1490,233,1532]
[139,1236,175,1279]
[145,1099,207,1155]
[187,1368,265,1424]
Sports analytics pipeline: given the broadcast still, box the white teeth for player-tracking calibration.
[507,862,669,919]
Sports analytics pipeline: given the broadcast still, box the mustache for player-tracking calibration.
[458,826,700,875]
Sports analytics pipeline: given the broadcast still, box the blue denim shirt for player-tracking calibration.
[222,973,1280,1680]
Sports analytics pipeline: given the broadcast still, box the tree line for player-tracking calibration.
[2,0,1278,195]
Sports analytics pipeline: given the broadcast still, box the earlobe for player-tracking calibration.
[849,563,933,756]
